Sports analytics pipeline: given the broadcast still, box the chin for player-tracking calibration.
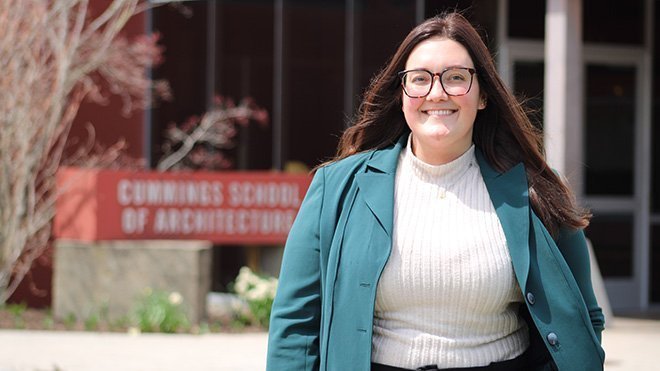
[423,125,452,139]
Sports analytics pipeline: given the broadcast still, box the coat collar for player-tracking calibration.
[354,135,407,236]
[364,134,407,175]
[355,133,531,287]
[475,149,531,287]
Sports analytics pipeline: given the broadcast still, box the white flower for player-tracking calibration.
[245,282,269,301]
[168,292,183,305]
[234,267,257,295]
[127,327,141,336]
[233,266,279,301]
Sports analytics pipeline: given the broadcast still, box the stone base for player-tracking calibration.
[53,240,212,324]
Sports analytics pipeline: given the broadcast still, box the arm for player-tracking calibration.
[556,227,605,343]
[266,168,325,371]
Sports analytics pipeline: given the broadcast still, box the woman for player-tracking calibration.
[267,12,605,371]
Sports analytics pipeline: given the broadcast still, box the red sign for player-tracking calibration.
[54,167,312,244]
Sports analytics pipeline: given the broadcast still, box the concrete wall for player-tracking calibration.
[53,240,212,324]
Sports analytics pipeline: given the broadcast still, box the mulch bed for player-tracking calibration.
[0,307,84,331]
[0,306,264,333]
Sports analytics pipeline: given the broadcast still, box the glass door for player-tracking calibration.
[507,43,649,311]
[501,0,654,313]
[582,47,647,311]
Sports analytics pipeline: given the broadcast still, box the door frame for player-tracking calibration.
[581,45,649,311]
[498,0,654,311]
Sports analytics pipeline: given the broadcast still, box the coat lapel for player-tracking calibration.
[354,135,407,237]
[476,150,531,288]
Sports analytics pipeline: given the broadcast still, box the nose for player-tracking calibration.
[426,76,448,101]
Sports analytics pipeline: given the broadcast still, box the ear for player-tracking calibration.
[478,94,487,110]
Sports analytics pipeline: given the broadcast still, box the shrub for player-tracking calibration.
[231,267,278,328]
[132,288,190,333]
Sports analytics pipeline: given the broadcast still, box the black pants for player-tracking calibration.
[371,349,529,371]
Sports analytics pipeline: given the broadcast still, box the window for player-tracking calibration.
[513,61,544,130]
[584,65,636,196]
[508,0,545,40]
[583,0,644,45]
[585,215,634,277]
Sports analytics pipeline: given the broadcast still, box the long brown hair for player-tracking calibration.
[329,12,590,235]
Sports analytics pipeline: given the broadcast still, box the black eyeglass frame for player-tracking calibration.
[397,67,477,98]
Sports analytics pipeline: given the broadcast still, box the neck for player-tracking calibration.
[410,135,472,165]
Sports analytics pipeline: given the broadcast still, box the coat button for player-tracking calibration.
[526,292,536,305]
[547,332,559,346]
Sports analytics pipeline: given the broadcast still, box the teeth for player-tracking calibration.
[426,109,454,116]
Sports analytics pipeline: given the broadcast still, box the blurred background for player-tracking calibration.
[3,0,660,326]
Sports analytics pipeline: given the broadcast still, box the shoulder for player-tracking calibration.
[315,134,407,184]
[316,150,373,179]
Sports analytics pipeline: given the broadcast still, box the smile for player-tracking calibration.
[423,109,456,116]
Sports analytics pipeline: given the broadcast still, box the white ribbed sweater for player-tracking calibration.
[371,139,529,369]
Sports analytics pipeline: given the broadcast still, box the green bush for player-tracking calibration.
[84,313,100,331]
[42,309,55,330]
[6,302,27,328]
[231,266,278,328]
[132,288,190,333]
[63,313,77,330]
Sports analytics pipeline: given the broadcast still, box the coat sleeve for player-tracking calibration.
[556,227,605,343]
[266,167,325,371]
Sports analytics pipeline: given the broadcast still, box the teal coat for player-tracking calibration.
[267,134,605,371]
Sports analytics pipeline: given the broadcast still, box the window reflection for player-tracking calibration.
[585,215,633,278]
[583,0,644,45]
[584,65,636,196]
[513,61,544,131]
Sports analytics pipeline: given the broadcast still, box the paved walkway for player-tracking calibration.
[0,316,658,370]
[601,317,660,371]
[0,331,268,371]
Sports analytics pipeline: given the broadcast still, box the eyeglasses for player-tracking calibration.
[398,67,476,98]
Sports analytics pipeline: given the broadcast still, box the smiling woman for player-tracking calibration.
[400,37,486,165]
[267,12,604,371]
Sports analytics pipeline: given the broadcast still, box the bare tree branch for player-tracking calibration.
[0,0,165,303]
[157,98,268,172]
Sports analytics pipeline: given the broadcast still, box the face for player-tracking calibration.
[401,37,485,164]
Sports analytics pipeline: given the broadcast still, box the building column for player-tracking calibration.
[272,0,286,170]
[344,0,356,119]
[544,0,583,193]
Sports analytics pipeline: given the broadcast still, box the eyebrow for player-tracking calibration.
[404,65,475,72]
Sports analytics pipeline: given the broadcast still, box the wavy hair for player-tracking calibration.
[328,12,590,235]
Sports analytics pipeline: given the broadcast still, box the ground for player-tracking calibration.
[0,305,263,333]
[0,307,74,331]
